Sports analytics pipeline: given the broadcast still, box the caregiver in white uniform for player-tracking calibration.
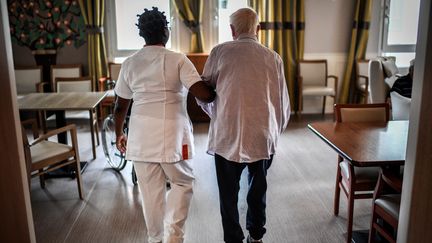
[113,7,215,243]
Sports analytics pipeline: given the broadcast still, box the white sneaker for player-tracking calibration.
[247,235,263,243]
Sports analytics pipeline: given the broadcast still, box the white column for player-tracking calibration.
[398,0,432,242]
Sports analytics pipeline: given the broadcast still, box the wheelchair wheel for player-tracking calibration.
[101,115,127,171]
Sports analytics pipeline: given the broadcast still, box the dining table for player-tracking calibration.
[308,120,408,243]
[18,92,107,176]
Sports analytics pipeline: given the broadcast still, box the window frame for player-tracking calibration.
[380,0,417,54]
[105,0,178,61]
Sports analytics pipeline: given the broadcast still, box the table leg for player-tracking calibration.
[89,109,96,160]
[55,110,67,143]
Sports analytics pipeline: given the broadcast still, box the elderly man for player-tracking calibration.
[390,59,415,98]
[199,8,290,243]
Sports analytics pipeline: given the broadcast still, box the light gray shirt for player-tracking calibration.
[200,34,290,162]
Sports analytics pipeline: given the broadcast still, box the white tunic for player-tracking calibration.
[200,34,291,163]
[114,46,201,163]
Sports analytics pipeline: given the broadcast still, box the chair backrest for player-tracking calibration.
[15,66,43,94]
[356,59,369,77]
[334,103,390,123]
[50,64,82,91]
[55,77,93,93]
[390,92,411,120]
[108,63,122,81]
[298,60,328,86]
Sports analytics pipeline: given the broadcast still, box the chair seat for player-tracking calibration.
[65,110,91,119]
[375,194,401,220]
[46,111,91,121]
[340,160,380,183]
[303,86,335,96]
[106,89,115,98]
[31,140,72,163]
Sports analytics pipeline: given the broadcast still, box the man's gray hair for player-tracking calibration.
[229,8,259,35]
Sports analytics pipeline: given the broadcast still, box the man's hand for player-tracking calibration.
[116,133,128,154]
[189,81,216,103]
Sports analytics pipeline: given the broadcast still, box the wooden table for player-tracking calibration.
[308,120,408,242]
[308,121,408,167]
[18,92,107,160]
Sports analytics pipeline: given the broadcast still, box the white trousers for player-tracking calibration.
[133,160,194,243]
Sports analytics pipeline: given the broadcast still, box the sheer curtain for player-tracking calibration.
[172,0,204,52]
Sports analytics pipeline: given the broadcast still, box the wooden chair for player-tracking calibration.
[54,77,99,160]
[15,66,48,127]
[297,60,338,115]
[333,103,390,243]
[355,59,370,104]
[14,66,48,94]
[369,167,402,243]
[98,62,121,120]
[50,64,83,92]
[21,119,83,199]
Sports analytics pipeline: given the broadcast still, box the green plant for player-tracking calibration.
[8,0,86,50]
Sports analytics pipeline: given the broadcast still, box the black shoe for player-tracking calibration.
[247,235,263,243]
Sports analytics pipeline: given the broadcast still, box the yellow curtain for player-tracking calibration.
[339,0,372,103]
[249,0,304,111]
[78,0,108,90]
[296,0,304,61]
[172,0,204,52]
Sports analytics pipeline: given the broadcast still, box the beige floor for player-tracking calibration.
[29,115,373,243]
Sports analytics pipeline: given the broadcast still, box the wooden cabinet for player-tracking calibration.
[186,53,210,122]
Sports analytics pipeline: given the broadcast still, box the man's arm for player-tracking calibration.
[189,81,216,103]
[114,96,131,153]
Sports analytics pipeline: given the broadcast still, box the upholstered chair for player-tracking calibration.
[333,103,390,243]
[297,60,338,115]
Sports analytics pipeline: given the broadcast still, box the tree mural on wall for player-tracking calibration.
[8,0,86,50]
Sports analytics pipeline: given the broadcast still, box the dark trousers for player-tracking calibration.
[215,154,273,243]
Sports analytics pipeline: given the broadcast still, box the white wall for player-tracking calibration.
[301,0,382,113]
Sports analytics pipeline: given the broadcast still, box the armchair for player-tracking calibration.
[297,60,338,115]
[50,64,83,92]
[368,57,398,104]
[54,76,99,160]
[390,91,411,120]
[21,119,83,199]
[15,66,47,128]
[14,66,48,94]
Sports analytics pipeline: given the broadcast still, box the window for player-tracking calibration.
[106,0,251,61]
[382,0,420,67]
[106,0,171,62]
[217,0,248,43]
